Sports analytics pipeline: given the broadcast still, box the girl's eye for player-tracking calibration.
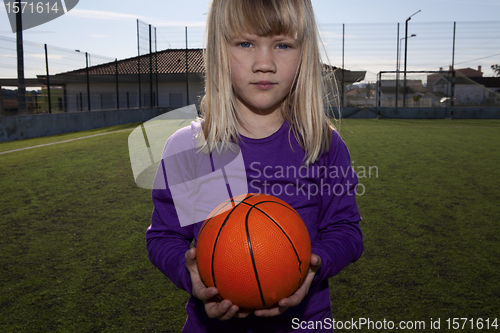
[277,44,290,50]
[239,42,252,48]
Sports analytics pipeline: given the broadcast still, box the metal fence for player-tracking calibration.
[1,20,499,116]
[0,35,114,115]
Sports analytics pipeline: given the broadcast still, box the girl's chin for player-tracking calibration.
[237,100,285,115]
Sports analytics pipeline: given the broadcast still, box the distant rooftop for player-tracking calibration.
[62,48,205,76]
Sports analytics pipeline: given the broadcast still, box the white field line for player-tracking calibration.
[0,128,134,155]
[0,119,186,156]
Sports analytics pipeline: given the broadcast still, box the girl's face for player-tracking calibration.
[228,33,301,117]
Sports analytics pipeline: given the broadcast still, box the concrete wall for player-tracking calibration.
[0,107,185,142]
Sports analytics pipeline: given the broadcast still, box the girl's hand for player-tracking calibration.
[185,248,250,321]
[253,254,322,317]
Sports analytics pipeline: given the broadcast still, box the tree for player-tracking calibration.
[365,82,375,99]
[492,64,500,77]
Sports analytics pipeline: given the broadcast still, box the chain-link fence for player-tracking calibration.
[0,35,114,115]
[1,21,499,116]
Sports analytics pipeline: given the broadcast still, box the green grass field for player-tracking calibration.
[1,119,499,332]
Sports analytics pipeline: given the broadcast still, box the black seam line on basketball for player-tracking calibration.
[250,202,303,269]
[203,194,255,233]
[199,198,242,236]
[238,200,303,268]
[210,194,256,289]
[238,200,302,220]
[245,205,266,308]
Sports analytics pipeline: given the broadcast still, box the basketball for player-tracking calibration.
[196,193,311,310]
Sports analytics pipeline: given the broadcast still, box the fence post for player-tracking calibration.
[16,4,27,114]
[376,72,381,118]
[155,27,159,108]
[44,44,52,114]
[137,19,142,108]
[0,87,4,116]
[185,26,190,106]
[149,24,153,108]
[395,23,399,110]
[341,24,345,109]
[451,22,456,73]
[403,19,408,108]
[115,58,119,109]
[86,52,91,111]
[450,22,456,119]
[450,70,455,119]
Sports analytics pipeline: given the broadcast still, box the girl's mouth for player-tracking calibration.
[252,81,276,90]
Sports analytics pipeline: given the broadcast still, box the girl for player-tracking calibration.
[146,0,363,332]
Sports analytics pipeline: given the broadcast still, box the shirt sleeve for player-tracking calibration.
[147,187,194,294]
[311,131,364,283]
[145,125,198,295]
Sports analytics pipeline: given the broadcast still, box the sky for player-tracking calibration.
[1,0,500,79]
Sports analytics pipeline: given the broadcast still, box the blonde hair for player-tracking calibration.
[200,0,337,165]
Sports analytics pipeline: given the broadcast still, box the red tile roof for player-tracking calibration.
[62,48,205,76]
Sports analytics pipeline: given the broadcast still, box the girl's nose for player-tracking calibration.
[252,49,277,73]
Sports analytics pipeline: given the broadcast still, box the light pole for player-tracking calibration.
[396,34,416,108]
[403,10,421,107]
[16,1,26,114]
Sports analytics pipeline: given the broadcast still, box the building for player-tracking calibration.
[1,48,366,114]
[432,75,500,105]
[39,48,205,112]
[427,66,483,92]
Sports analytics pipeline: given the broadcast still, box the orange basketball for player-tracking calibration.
[196,193,311,310]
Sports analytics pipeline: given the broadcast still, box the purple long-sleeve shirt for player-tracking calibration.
[146,120,363,332]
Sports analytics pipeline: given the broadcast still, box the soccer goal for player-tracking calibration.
[376,70,456,109]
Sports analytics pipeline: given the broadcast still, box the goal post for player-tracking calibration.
[376,70,456,111]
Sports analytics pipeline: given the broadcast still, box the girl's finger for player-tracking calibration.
[217,304,240,321]
[254,305,289,317]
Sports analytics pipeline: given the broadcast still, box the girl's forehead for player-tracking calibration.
[220,0,305,42]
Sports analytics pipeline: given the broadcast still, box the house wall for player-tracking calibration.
[455,84,487,104]
[433,82,449,95]
[434,82,490,104]
[64,81,204,112]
